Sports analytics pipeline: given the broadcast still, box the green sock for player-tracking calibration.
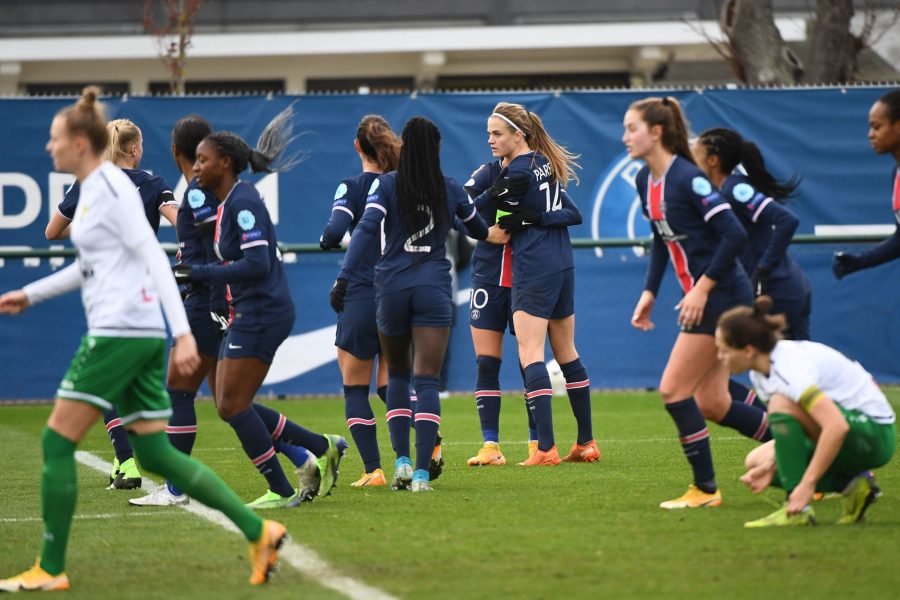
[769,412,812,493]
[40,427,77,576]
[129,432,263,542]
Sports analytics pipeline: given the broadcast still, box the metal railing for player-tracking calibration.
[0,233,888,259]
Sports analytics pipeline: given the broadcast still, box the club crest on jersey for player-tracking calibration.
[334,183,348,200]
[237,210,256,231]
[187,188,206,208]
[732,183,755,203]
[692,177,713,197]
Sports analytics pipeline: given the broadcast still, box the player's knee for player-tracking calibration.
[215,396,243,421]
[697,398,728,422]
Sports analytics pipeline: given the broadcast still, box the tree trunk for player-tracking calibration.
[806,0,857,83]
[720,0,803,84]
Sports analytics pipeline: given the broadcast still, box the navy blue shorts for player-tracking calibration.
[469,283,515,335]
[768,277,812,341]
[219,317,293,364]
[183,294,224,358]
[377,285,453,336]
[685,278,753,336]
[511,269,575,320]
[336,295,380,360]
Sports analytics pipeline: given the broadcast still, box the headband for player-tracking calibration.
[491,112,524,134]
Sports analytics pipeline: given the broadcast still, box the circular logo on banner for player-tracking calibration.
[187,189,206,208]
[367,178,380,195]
[237,209,256,231]
[589,151,650,257]
[334,183,348,200]
[691,176,713,197]
[732,183,755,203]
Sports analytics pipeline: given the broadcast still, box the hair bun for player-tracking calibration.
[752,295,774,317]
[77,85,102,110]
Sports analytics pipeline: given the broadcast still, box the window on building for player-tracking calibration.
[306,77,415,94]
[436,72,630,91]
[148,79,286,95]
[24,82,130,96]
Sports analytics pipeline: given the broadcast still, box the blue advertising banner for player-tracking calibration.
[1,88,897,399]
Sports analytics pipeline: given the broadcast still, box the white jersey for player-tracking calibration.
[68,162,169,337]
[750,340,895,425]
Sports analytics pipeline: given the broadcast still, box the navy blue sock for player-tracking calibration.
[252,403,328,457]
[475,355,502,443]
[345,384,381,472]
[560,358,593,444]
[665,398,716,493]
[103,409,133,463]
[519,364,537,440]
[386,369,412,459]
[228,407,293,497]
[376,385,387,405]
[718,402,771,442]
[413,375,441,473]
[274,440,310,468]
[164,388,197,495]
[523,362,555,452]
[729,379,767,413]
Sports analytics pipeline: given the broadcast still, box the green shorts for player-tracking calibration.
[57,335,172,425]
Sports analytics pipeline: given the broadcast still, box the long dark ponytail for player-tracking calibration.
[698,127,800,201]
[395,116,448,239]
[203,103,305,175]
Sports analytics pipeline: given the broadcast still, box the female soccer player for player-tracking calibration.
[624,97,769,509]
[320,115,399,487]
[174,108,347,508]
[130,114,229,506]
[46,118,180,490]
[0,87,284,592]
[335,116,493,491]
[832,89,900,279]
[486,101,598,467]
[716,296,896,527]
[692,128,810,339]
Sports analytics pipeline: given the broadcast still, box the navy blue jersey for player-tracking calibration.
[192,181,294,326]
[58,168,175,233]
[721,174,803,281]
[464,161,513,287]
[637,155,748,295]
[176,177,218,267]
[341,172,488,295]
[504,152,579,284]
[322,172,380,299]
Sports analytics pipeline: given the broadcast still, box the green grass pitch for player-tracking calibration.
[2,389,899,599]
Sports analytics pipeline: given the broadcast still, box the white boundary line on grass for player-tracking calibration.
[1,511,175,523]
[74,451,397,600]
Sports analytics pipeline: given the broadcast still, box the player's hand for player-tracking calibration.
[787,479,815,515]
[330,278,348,313]
[319,234,340,251]
[497,207,541,233]
[675,286,709,330]
[0,290,30,315]
[750,267,769,297]
[831,251,862,280]
[172,264,197,283]
[631,290,656,331]
[171,333,201,377]
[739,462,775,494]
[488,173,529,201]
[486,224,510,245]
[210,306,230,332]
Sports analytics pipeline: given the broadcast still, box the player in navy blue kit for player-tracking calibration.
[335,116,494,492]
[624,97,769,509]
[174,107,347,508]
[45,118,178,490]
[832,89,900,279]
[130,115,229,506]
[321,115,401,488]
[693,128,808,339]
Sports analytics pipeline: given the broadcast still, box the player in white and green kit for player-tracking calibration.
[715,296,896,527]
[0,87,286,592]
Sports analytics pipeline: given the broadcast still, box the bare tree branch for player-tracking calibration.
[143,0,204,95]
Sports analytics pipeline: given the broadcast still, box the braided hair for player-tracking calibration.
[395,117,448,239]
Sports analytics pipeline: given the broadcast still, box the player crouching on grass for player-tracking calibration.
[715,296,896,528]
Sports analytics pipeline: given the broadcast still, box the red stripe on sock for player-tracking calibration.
[165,425,197,434]
[525,389,553,399]
[753,413,769,441]
[414,412,441,424]
[565,380,590,389]
[679,429,709,444]
[271,414,286,440]
[475,390,502,398]
[745,390,757,405]
[251,447,277,466]
[105,418,123,431]
[347,418,376,427]
[386,409,413,421]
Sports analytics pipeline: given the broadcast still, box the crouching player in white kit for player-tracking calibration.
[715,296,896,527]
